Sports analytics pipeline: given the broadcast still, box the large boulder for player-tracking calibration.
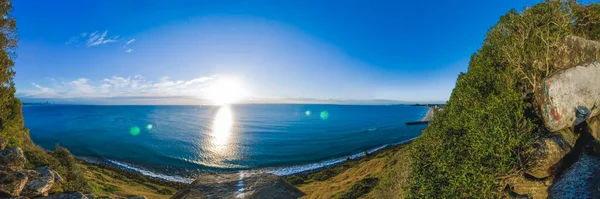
[538,62,600,132]
[549,154,600,198]
[0,167,28,197]
[39,192,89,199]
[171,173,304,199]
[20,167,63,197]
[0,147,27,169]
[524,136,573,179]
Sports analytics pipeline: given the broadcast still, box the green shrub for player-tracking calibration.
[102,184,121,193]
[50,145,93,193]
[285,176,306,185]
[407,1,600,198]
[157,188,174,195]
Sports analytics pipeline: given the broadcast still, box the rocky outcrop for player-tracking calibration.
[549,154,600,198]
[524,135,573,179]
[0,146,72,198]
[21,167,64,197]
[507,36,600,198]
[0,167,28,197]
[539,62,600,132]
[0,147,26,169]
[171,173,304,199]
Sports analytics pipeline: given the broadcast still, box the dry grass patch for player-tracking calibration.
[82,164,177,199]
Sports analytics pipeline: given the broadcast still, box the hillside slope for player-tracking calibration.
[402,1,600,198]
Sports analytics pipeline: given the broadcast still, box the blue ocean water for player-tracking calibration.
[22,104,427,182]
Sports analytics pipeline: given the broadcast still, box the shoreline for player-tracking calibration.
[282,138,415,179]
[73,106,430,184]
[75,136,419,184]
[421,107,434,122]
[77,158,190,189]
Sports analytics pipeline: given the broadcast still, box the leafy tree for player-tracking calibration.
[0,0,93,193]
[0,0,28,148]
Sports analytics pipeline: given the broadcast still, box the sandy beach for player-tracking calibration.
[421,107,434,121]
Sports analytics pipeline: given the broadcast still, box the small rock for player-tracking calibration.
[20,167,60,197]
[127,196,147,199]
[50,169,64,183]
[0,167,28,197]
[0,147,27,169]
[38,192,88,199]
[0,137,7,151]
[84,193,95,199]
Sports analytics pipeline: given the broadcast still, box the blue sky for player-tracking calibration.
[13,0,544,104]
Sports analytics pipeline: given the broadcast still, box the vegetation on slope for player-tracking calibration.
[0,0,179,197]
[286,143,411,199]
[405,1,600,198]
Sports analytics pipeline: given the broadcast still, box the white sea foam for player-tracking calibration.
[80,137,418,182]
[106,159,194,183]
[266,136,418,176]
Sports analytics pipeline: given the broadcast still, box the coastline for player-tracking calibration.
[76,136,418,184]
[73,106,432,185]
[421,106,434,122]
[77,158,189,189]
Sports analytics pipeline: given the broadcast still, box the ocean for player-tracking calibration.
[22,104,427,182]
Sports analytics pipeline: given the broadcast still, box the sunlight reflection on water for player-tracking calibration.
[204,105,236,166]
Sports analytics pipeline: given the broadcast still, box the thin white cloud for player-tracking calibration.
[21,75,217,99]
[86,31,119,47]
[66,30,120,47]
[123,39,135,53]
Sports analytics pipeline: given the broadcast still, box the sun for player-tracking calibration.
[206,77,248,105]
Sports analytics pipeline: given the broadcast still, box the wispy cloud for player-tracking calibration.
[125,39,135,45]
[123,39,135,53]
[86,31,119,47]
[66,30,120,47]
[20,75,217,100]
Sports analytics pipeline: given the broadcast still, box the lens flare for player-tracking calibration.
[146,124,153,130]
[320,111,329,120]
[129,126,141,136]
[305,110,311,116]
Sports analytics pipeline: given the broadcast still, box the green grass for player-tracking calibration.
[407,1,600,198]
[337,177,380,199]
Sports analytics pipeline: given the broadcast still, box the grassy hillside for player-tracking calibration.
[285,143,412,199]
[403,1,600,198]
[289,2,600,198]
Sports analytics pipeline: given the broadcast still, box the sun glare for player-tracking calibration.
[206,77,248,105]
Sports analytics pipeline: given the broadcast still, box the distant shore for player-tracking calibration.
[421,107,434,122]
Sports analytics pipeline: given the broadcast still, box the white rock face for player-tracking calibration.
[21,167,64,197]
[540,62,600,132]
